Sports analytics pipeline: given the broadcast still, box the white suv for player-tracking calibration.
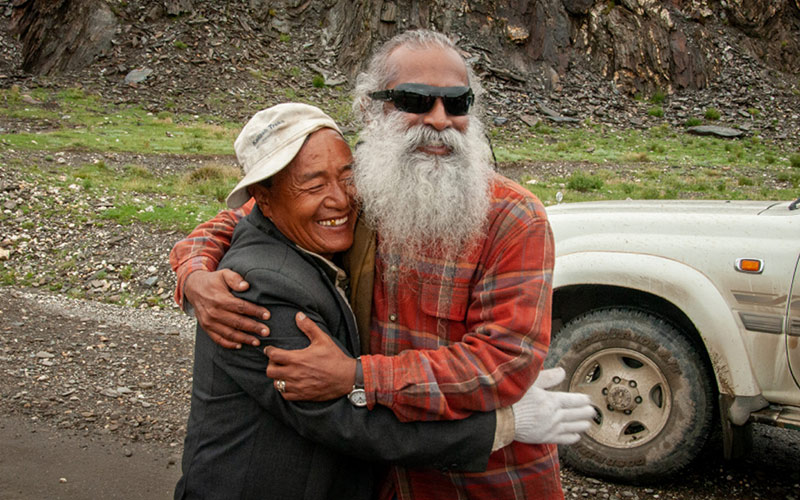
[544,199,800,483]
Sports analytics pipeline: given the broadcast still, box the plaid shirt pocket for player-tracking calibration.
[419,280,470,322]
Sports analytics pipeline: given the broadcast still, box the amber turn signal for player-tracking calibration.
[735,258,763,274]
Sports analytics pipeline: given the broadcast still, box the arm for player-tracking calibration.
[170,199,270,349]
[261,194,554,421]
[169,199,253,307]
[216,268,495,470]
[363,194,554,421]
[268,315,594,447]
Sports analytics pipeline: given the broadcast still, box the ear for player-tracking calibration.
[248,184,272,217]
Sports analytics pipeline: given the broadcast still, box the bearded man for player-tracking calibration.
[171,30,574,499]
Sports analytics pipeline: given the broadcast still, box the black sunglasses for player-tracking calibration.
[369,83,474,116]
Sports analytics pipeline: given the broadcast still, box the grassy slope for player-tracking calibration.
[1,85,798,232]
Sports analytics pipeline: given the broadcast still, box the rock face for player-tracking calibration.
[454,0,799,95]
[322,0,799,95]
[724,0,800,74]
[10,0,118,75]
[8,0,800,97]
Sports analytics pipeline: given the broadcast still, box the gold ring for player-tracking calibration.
[276,379,286,393]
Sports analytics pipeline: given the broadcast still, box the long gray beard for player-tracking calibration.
[353,112,494,267]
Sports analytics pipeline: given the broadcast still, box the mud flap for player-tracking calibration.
[720,394,753,460]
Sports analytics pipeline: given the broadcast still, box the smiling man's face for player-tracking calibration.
[253,128,355,259]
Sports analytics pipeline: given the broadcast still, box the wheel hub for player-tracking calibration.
[570,346,675,449]
[604,376,641,412]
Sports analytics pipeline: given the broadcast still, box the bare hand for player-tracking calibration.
[185,269,270,349]
[265,312,356,401]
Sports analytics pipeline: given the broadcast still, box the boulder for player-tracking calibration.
[11,0,118,76]
[562,0,594,15]
[686,125,746,138]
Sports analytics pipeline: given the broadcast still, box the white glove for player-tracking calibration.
[512,367,595,445]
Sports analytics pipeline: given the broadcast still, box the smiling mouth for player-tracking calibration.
[416,141,451,155]
[317,215,349,227]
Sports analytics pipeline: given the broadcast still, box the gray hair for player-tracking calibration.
[352,29,484,124]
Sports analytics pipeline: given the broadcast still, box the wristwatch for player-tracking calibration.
[347,357,367,407]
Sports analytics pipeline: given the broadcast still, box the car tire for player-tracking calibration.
[545,308,714,483]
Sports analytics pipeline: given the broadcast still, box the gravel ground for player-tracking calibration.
[0,287,192,499]
[0,149,212,312]
[0,288,193,446]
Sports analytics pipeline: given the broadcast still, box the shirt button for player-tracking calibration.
[389,314,397,322]
[390,265,398,272]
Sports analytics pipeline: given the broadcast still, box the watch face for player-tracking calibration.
[348,388,367,407]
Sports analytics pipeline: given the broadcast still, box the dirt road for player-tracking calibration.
[0,414,180,499]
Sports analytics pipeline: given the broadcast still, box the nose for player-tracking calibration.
[325,179,351,209]
[421,97,453,131]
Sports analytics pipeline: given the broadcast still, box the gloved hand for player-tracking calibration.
[512,367,595,445]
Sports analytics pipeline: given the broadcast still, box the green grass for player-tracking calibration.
[776,171,800,187]
[566,171,604,192]
[649,91,666,105]
[685,117,703,127]
[0,85,358,154]
[523,165,794,205]
[494,124,787,169]
[1,117,236,154]
[283,87,299,100]
[100,202,223,231]
[498,122,798,204]
[737,176,754,186]
[119,264,134,280]
[0,87,239,154]
[704,108,721,120]
[5,159,242,232]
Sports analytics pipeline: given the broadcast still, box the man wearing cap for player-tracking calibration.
[172,30,589,499]
[175,102,592,500]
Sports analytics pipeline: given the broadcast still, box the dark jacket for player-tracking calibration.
[175,206,495,500]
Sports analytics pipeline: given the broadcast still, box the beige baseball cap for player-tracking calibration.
[226,102,342,208]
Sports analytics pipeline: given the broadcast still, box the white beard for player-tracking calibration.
[353,111,494,267]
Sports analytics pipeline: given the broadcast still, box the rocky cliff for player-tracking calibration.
[10,0,800,97]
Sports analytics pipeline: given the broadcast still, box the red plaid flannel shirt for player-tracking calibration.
[169,175,562,500]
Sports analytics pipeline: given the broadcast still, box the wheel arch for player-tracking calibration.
[551,251,762,400]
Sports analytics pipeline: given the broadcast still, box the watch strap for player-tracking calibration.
[354,357,364,389]
[348,358,367,407]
